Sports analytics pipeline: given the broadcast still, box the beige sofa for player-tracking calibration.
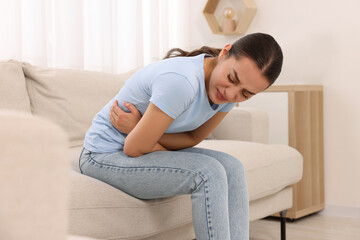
[0,60,303,240]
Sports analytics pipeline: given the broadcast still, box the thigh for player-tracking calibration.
[179,147,245,174]
[79,148,226,199]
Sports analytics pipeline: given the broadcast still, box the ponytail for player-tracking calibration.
[164,46,222,59]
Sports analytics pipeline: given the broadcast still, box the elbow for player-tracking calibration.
[189,133,203,147]
[123,144,142,157]
[123,139,144,157]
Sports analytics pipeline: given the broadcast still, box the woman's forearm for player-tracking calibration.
[158,111,228,150]
[125,139,168,157]
[158,132,198,150]
[110,103,203,151]
[125,133,194,157]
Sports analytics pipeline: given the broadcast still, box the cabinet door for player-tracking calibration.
[240,86,325,219]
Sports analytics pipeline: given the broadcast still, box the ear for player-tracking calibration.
[218,44,232,60]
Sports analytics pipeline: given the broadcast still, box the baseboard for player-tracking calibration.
[319,204,360,219]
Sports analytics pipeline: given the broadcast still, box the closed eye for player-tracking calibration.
[227,74,235,84]
[242,90,249,99]
[228,73,254,100]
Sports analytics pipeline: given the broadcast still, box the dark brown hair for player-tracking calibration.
[164,33,283,85]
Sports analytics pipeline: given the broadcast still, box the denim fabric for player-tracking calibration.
[79,147,249,240]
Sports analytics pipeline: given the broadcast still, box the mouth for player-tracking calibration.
[216,89,228,102]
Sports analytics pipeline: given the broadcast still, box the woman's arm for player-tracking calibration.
[123,102,174,157]
[110,101,229,151]
[158,111,228,150]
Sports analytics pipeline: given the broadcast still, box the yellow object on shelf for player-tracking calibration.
[223,7,235,19]
[222,7,236,33]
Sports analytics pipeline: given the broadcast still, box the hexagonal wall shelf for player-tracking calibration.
[203,0,257,35]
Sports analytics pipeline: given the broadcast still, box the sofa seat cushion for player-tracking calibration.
[67,236,98,240]
[0,61,31,112]
[196,140,303,202]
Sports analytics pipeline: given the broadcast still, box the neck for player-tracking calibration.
[204,57,217,85]
[203,57,217,105]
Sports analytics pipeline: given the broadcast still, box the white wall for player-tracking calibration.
[188,0,360,216]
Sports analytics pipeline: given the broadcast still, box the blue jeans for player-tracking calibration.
[79,147,249,240]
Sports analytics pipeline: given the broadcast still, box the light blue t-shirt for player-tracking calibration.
[84,54,236,153]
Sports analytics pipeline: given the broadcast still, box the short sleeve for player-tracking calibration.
[149,73,196,119]
[219,102,236,112]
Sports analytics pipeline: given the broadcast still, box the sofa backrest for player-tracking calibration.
[24,63,138,147]
[0,60,137,147]
[0,61,32,113]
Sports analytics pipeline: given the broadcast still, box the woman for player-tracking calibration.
[79,32,283,240]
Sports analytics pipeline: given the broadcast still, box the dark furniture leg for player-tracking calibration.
[280,210,288,240]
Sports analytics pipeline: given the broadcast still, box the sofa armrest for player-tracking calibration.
[210,107,269,144]
[0,110,69,240]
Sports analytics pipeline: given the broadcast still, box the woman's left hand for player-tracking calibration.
[109,100,142,134]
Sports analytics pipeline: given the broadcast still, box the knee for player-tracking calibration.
[219,154,247,186]
[227,158,248,191]
[233,158,245,175]
[230,158,246,181]
[216,151,246,175]
[195,156,228,184]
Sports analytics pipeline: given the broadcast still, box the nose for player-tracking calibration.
[226,87,239,101]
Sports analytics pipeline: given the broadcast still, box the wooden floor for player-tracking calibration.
[250,213,360,240]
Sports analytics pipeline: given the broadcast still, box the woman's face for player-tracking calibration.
[206,45,270,105]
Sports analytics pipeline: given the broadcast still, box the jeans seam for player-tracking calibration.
[88,154,208,180]
[78,147,85,174]
[204,180,213,239]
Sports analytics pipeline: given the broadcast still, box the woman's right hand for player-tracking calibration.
[109,100,142,134]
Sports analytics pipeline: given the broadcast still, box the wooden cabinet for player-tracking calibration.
[240,85,324,219]
[266,85,325,219]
